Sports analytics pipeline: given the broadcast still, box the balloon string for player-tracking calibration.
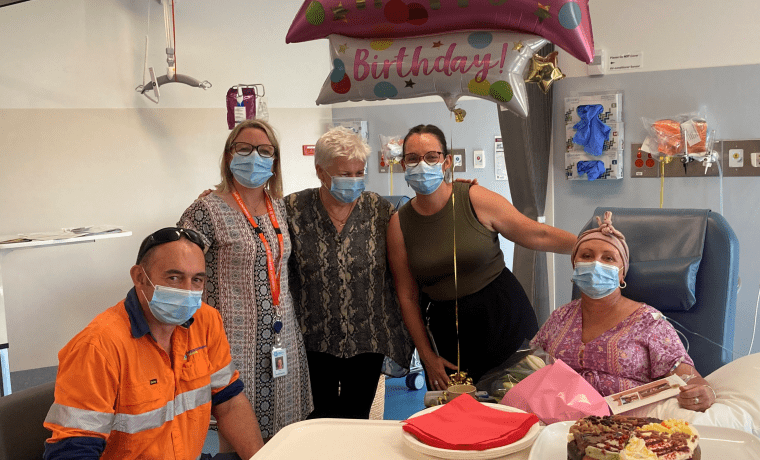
[449,122,460,378]
[389,161,394,195]
[453,176,460,377]
[660,160,665,208]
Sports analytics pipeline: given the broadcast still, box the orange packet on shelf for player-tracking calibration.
[652,119,683,156]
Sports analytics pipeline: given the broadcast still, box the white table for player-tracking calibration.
[249,419,532,460]
[251,419,760,460]
[0,230,131,395]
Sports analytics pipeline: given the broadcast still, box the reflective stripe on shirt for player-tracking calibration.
[45,403,114,434]
[210,361,236,390]
[46,384,211,436]
[112,384,211,434]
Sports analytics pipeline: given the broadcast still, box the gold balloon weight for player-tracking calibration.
[448,371,473,387]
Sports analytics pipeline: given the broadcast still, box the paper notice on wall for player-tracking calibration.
[608,52,643,72]
[494,137,507,181]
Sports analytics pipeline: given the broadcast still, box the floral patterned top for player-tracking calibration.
[285,189,414,370]
[530,299,694,396]
[179,193,312,439]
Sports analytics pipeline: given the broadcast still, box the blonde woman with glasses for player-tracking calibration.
[179,119,312,444]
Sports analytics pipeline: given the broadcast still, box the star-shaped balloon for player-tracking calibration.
[332,3,348,22]
[534,3,552,22]
[525,51,565,94]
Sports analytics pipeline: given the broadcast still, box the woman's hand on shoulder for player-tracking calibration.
[454,178,479,186]
[197,189,214,200]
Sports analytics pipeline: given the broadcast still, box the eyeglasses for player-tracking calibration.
[136,227,207,264]
[231,142,277,158]
[403,151,443,167]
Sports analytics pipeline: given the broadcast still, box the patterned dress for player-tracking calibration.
[530,299,694,396]
[179,193,312,439]
[284,189,414,369]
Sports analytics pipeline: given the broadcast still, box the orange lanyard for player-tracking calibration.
[231,190,284,307]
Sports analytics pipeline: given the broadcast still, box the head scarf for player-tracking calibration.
[571,211,630,277]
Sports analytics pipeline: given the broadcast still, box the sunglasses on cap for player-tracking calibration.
[136,227,207,264]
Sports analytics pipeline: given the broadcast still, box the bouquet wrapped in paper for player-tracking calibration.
[499,359,610,424]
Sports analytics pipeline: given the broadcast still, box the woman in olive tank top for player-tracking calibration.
[387,124,577,389]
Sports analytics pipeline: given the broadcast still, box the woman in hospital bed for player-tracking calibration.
[530,211,760,437]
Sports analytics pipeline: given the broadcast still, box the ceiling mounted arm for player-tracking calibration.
[140,74,212,94]
[135,0,211,103]
[163,0,175,80]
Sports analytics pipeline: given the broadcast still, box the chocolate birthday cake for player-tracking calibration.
[567,415,700,460]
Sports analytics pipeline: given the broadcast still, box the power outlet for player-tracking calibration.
[729,149,744,167]
[715,140,760,177]
[450,148,466,172]
[751,152,760,168]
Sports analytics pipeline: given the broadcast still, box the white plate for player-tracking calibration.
[401,403,541,460]
[528,421,760,460]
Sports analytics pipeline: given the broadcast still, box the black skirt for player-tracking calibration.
[424,268,538,384]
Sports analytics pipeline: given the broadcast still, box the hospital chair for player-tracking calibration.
[383,195,411,210]
[574,207,739,376]
[0,380,56,460]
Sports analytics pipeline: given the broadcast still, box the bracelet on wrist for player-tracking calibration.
[704,384,717,401]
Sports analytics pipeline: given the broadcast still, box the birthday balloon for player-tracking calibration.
[287,0,594,64]
[316,32,547,117]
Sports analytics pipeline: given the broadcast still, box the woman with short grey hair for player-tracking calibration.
[285,126,414,419]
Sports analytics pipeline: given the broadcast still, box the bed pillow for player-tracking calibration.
[626,352,760,437]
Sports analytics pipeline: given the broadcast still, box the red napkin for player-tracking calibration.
[402,394,539,451]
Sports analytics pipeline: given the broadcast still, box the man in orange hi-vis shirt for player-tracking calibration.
[43,227,264,460]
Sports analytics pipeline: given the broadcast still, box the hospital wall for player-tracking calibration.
[551,64,760,359]
[0,0,331,374]
[0,0,758,380]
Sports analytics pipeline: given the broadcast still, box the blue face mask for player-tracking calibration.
[328,176,365,203]
[142,270,202,325]
[572,261,621,299]
[404,162,444,195]
[230,152,274,189]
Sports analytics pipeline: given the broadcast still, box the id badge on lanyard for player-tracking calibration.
[272,346,287,378]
